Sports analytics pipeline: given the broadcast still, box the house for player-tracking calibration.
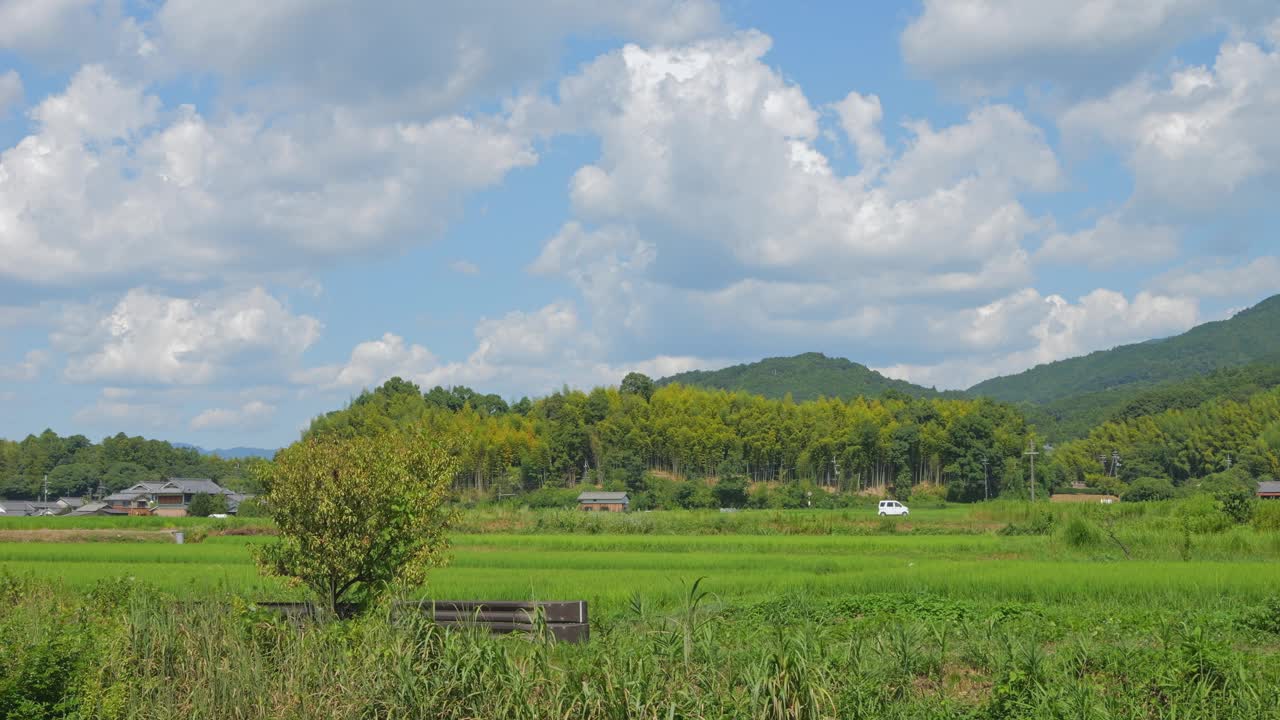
[103,478,249,517]
[577,491,629,513]
[1258,480,1280,500]
[0,500,61,516]
[71,502,116,516]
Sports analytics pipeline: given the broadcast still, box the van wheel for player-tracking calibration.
[878,511,886,516]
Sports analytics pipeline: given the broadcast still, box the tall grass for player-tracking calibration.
[3,578,1279,719]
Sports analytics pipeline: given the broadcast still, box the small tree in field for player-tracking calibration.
[253,427,457,611]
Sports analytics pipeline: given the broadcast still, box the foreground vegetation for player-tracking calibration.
[5,544,1280,718]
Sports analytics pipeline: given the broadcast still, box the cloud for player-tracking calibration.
[190,400,275,430]
[901,0,1274,95]
[55,286,321,385]
[154,0,720,116]
[877,289,1200,388]
[296,301,725,397]
[832,91,888,171]
[0,70,21,116]
[0,350,49,381]
[293,332,437,391]
[72,392,180,429]
[530,32,1055,361]
[1036,214,1181,269]
[1152,256,1280,298]
[0,65,537,288]
[0,0,154,67]
[1060,33,1280,213]
[450,260,479,275]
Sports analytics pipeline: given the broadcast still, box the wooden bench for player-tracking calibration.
[255,599,589,643]
[408,600,589,643]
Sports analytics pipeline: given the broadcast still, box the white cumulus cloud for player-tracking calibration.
[55,287,321,385]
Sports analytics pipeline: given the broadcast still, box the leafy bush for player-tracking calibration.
[1252,500,1280,531]
[910,483,948,507]
[1176,494,1232,534]
[1060,516,1103,549]
[1123,477,1176,502]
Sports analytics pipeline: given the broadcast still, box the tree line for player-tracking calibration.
[306,374,1034,503]
[0,431,262,500]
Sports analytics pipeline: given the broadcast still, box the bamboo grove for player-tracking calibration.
[305,377,1033,501]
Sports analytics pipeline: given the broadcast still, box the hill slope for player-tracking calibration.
[657,352,944,402]
[968,293,1280,404]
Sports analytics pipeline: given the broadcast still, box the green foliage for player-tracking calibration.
[1124,477,1176,502]
[657,351,948,402]
[234,497,270,518]
[0,430,253,500]
[619,371,655,401]
[307,376,1032,503]
[970,293,1280,404]
[253,425,457,611]
[186,493,228,517]
[713,475,749,508]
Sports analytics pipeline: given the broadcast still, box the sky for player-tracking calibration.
[0,0,1278,449]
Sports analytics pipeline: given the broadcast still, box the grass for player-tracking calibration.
[5,527,1280,616]
[5,504,1280,717]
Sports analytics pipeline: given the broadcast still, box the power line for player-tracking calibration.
[1024,440,1039,502]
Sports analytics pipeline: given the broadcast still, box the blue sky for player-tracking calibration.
[0,0,1277,449]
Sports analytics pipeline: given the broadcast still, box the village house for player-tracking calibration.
[577,491,630,513]
[102,478,248,517]
[1258,480,1280,500]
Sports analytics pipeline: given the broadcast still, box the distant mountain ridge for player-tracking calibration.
[967,293,1280,404]
[173,443,276,460]
[657,352,947,402]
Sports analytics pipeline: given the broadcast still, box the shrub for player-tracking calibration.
[1060,516,1103,549]
[253,425,457,611]
[1176,494,1232,534]
[1253,500,1280,532]
[1123,477,1176,502]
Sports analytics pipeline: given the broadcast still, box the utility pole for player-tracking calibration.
[1024,440,1039,502]
[1225,452,1233,470]
[832,459,841,492]
[1110,450,1121,478]
[981,456,990,501]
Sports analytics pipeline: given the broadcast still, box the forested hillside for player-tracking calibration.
[969,293,1280,404]
[1024,360,1280,441]
[657,352,945,401]
[0,432,262,499]
[307,376,1032,505]
[1046,385,1280,488]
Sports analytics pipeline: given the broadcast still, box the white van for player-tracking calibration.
[877,500,909,517]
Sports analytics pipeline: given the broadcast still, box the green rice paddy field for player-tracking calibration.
[4,517,1280,618]
[7,507,1280,717]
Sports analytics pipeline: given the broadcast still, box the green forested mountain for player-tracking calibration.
[1024,360,1280,441]
[969,293,1280,404]
[657,352,945,402]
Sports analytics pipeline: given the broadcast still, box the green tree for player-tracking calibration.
[253,427,457,611]
[1122,477,1176,502]
[713,475,748,508]
[620,372,655,401]
[187,492,216,517]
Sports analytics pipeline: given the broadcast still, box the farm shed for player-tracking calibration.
[1258,480,1280,500]
[577,491,629,513]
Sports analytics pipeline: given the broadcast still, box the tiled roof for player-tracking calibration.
[1258,480,1280,494]
[577,491,630,502]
